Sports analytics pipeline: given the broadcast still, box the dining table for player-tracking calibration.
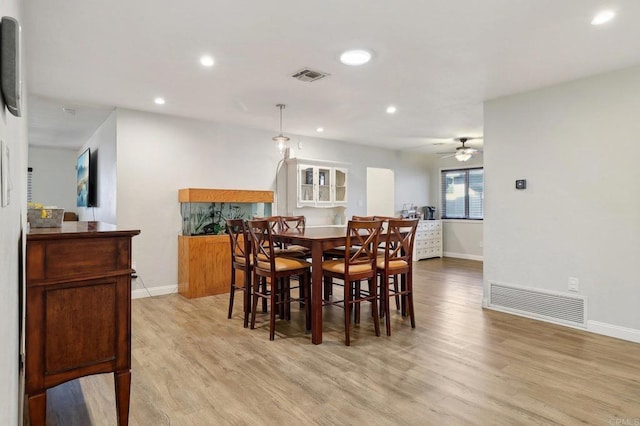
[272,225,347,344]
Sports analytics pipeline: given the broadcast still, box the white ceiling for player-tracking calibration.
[23,0,640,153]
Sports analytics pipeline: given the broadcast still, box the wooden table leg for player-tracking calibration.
[311,240,323,344]
[114,370,131,426]
[27,391,46,426]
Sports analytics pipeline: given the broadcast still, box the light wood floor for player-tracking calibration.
[44,258,640,425]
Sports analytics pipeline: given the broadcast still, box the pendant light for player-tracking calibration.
[272,104,290,154]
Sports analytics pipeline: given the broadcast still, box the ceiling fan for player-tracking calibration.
[438,137,482,162]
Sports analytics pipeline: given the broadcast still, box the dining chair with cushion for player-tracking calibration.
[253,215,307,258]
[322,219,383,346]
[322,215,374,261]
[225,219,253,328]
[278,216,311,257]
[377,218,419,336]
[246,219,312,340]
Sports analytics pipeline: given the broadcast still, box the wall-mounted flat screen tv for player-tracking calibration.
[76,148,96,207]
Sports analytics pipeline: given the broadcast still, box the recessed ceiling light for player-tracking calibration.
[386,105,397,114]
[200,55,214,67]
[591,10,615,25]
[316,127,324,133]
[340,49,371,66]
[154,97,165,105]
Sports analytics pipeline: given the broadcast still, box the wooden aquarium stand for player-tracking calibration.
[178,188,273,299]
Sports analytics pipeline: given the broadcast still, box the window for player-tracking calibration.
[440,167,484,220]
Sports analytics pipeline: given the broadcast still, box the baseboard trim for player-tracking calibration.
[443,251,483,261]
[132,284,178,299]
[484,304,640,344]
[588,321,640,344]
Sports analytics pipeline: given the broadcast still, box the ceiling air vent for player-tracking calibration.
[291,68,329,82]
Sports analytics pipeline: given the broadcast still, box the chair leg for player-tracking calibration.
[323,275,331,301]
[344,282,352,346]
[304,273,311,331]
[242,267,251,328]
[227,266,236,319]
[261,278,268,313]
[384,274,391,336]
[250,274,260,330]
[354,281,361,324]
[406,274,415,328]
[400,275,407,317]
[393,274,400,310]
[370,278,381,337]
[284,277,291,321]
[269,279,277,341]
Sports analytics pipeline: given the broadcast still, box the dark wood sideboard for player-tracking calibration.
[25,222,140,425]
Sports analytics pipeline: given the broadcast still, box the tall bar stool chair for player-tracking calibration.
[225,219,252,328]
[322,215,377,300]
[322,219,383,346]
[253,216,307,258]
[377,218,419,336]
[278,216,311,257]
[246,219,312,340]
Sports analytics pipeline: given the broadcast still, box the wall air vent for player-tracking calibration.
[488,281,587,328]
[291,68,329,82]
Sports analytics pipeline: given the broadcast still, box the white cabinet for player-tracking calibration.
[287,159,348,208]
[413,220,442,260]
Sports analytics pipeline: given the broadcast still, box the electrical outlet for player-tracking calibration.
[568,277,579,292]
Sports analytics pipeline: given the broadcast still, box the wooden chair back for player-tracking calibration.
[246,219,276,272]
[380,219,419,266]
[344,220,383,274]
[225,219,249,263]
[351,215,375,221]
[279,216,306,234]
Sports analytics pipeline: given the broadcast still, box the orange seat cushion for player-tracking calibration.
[376,258,408,271]
[257,256,311,272]
[322,260,373,274]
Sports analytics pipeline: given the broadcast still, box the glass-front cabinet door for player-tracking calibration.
[298,165,315,205]
[333,167,347,205]
[316,167,332,204]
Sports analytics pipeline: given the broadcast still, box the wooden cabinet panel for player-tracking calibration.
[178,235,244,298]
[44,282,117,374]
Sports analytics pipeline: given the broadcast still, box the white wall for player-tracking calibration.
[0,0,26,423]
[426,154,484,260]
[77,111,117,224]
[484,64,640,341]
[28,146,76,211]
[115,108,432,290]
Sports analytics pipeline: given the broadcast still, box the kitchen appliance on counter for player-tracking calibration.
[423,206,436,220]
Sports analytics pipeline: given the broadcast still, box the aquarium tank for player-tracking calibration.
[181,202,272,236]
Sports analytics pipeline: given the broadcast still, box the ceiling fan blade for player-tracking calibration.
[440,153,456,159]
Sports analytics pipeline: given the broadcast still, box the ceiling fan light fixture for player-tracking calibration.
[455,151,472,162]
[272,104,290,154]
